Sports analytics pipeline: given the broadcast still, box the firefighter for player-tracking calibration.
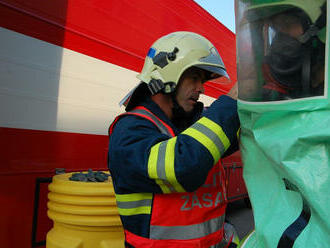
[237,0,326,102]
[235,0,328,247]
[108,31,240,247]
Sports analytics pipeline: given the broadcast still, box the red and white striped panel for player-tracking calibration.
[0,0,236,172]
[1,26,217,135]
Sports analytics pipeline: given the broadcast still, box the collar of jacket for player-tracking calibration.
[136,97,180,134]
[136,97,204,134]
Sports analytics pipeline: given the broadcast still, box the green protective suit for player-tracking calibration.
[235,0,330,247]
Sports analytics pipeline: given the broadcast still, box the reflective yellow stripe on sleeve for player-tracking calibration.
[148,137,185,194]
[115,193,152,216]
[237,127,241,140]
[182,117,230,164]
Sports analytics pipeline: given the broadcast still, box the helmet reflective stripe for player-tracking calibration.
[147,47,156,58]
[137,31,229,95]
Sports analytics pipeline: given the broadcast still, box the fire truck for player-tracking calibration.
[0,0,248,247]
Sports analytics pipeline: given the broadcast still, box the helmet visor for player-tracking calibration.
[236,1,326,102]
[196,47,230,80]
[195,64,229,80]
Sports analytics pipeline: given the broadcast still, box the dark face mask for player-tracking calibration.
[266,32,304,90]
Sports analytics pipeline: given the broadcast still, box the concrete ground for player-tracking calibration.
[226,199,255,240]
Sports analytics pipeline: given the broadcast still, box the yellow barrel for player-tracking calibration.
[46,172,125,248]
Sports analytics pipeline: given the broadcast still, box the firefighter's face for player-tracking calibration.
[175,67,206,113]
[270,13,304,38]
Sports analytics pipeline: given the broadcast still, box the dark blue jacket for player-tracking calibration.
[108,95,239,238]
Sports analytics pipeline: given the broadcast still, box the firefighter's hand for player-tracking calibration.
[227,82,238,100]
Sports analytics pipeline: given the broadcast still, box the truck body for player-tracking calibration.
[0,1,246,247]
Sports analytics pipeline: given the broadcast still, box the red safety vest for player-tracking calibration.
[109,106,230,248]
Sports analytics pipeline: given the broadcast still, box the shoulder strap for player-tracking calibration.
[109,106,175,137]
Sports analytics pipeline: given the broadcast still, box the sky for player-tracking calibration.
[194,0,236,33]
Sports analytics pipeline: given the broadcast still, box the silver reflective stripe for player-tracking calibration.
[116,199,152,209]
[157,141,167,179]
[193,122,225,155]
[155,140,176,193]
[115,193,152,216]
[150,215,225,240]
[130,109,171,136]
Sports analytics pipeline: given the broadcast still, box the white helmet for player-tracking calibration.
[120,31,229,109]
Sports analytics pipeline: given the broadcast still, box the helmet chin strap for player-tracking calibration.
[148,79,176,95]
[148,79,164,95]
